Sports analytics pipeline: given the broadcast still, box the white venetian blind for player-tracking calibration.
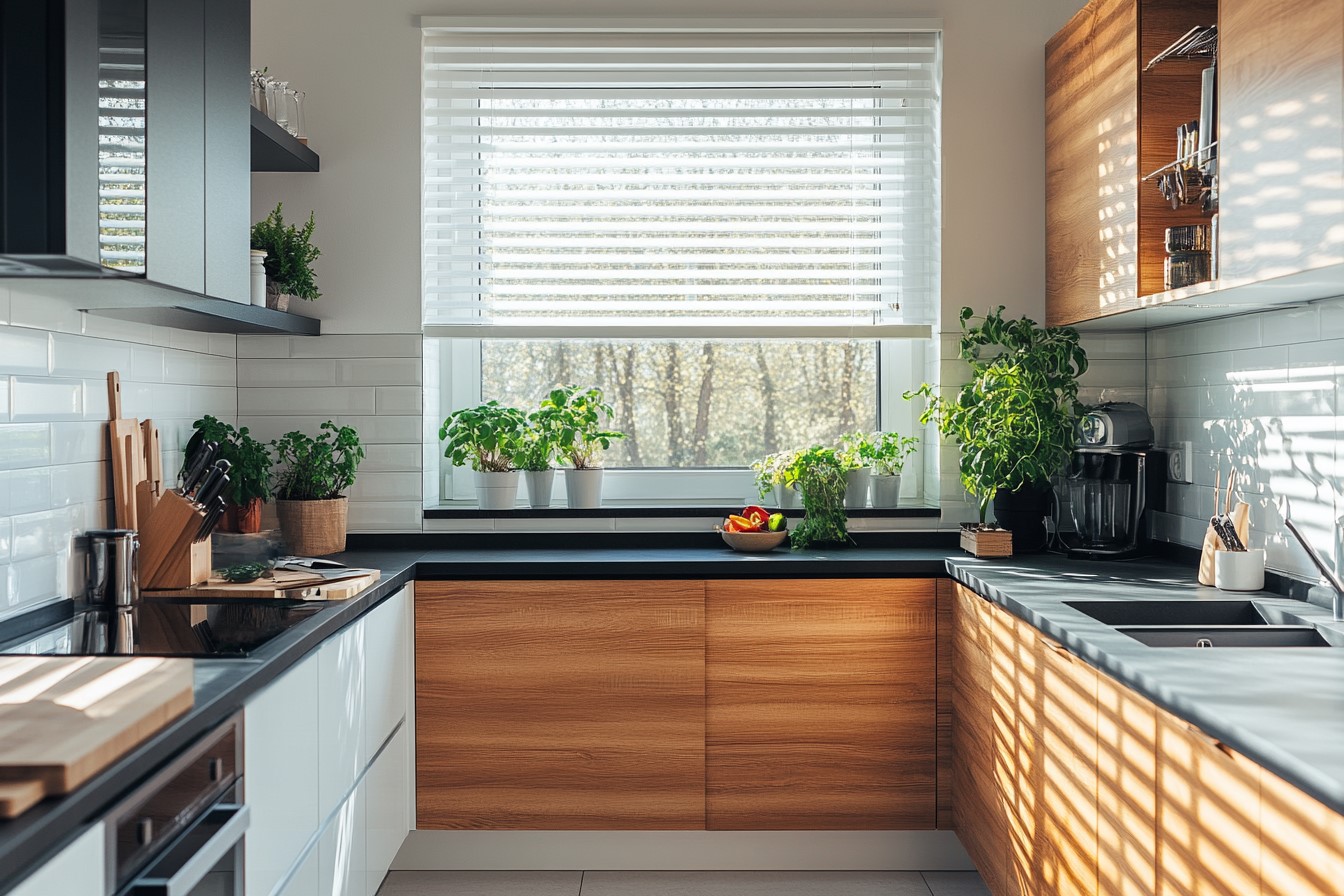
[421,23,940,338]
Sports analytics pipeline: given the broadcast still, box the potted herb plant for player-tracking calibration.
[862,431,920,509]
[184,415,271,533]
[439,400,528,510]
[783,446,851,550]
[909,306,1087,556]
[536,385,626,509]
[250,202,320,312]
[271,421,364,556]
[515,409,562,509]
[835,433,872,509]
[751,448,803,509]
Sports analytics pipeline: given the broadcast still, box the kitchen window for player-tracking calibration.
[421,20,941,506]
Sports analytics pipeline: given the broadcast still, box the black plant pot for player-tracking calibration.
[992,483,1054,554]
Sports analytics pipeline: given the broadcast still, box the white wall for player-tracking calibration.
[246,0,1087,528]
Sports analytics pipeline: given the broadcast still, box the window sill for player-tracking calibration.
[424,504,941,520]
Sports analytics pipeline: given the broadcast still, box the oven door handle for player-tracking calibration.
[127,804,250,896]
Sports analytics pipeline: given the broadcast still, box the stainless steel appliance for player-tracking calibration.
[85,529,139,607]
[106,713,247,896]
[1061,402,1158,559]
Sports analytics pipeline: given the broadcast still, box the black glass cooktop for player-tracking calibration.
[0,599,325,658]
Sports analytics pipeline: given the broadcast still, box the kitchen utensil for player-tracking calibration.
[1197,467,1223,586]
[138,491,211,590]
[0,656,194,818]
[194,460,233,510]
[85,529,139,607]
[195,497,227,542]
[180,441,218,495]
[141,419,163,494]
[145,568,380,601]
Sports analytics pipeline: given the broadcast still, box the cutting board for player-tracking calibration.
[0,656,194,817]
[145,568,381,601]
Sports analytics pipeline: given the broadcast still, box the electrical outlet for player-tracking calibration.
[1167,441,1193,484]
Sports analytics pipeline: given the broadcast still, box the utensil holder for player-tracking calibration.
[1215,549,1265,592]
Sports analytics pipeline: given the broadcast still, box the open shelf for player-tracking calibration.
[250,107,319,172]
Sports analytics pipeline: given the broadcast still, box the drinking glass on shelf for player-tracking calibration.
[268,80,289,129]
[291,90,307,141]
[281,87,301,137]
[250,71,266,113]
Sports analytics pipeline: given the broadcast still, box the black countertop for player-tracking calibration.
[4,544,1343,891]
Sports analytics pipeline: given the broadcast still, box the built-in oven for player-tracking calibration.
[105,713,248,896]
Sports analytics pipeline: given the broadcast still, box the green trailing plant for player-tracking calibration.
[536,385,626,470]
[907,305,1088,525]
[184,415,272,505]
[271,421,364,500]
[861,431,921,477]
[250,202,322,301]
[438,401,529,473]
[785,446,850,550]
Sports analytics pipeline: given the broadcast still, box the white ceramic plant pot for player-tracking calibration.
[772,483,800,509]
[870,473,902,509]
[565,468,604,509]
[524,469,556,509]
[474,470,520,510]
[843,469,869,509]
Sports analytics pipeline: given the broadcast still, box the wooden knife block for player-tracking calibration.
[139,491,211,590]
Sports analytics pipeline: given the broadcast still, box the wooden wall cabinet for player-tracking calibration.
[704,579,936,830]
[1217,0,1344,285]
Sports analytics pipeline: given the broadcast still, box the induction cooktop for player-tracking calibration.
[0,599,325,658]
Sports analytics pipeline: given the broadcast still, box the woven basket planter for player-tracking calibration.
[276,497,348,556]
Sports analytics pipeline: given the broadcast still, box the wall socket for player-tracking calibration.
[1167,441,1193,484]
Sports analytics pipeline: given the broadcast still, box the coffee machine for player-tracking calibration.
[1059,402,1158,559]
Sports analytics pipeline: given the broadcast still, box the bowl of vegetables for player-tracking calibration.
[717,505,788,552]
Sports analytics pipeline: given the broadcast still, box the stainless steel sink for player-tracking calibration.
[1065,599,1277,626]
[1116,626,1333,648]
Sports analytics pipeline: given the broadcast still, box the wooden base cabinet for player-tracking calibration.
[705,579,936,830]
[415,580,708,830]
[1259,764,1344,895]
[1095,667,1157,896]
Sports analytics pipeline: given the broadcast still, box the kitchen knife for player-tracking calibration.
[180,441,218,494]
[195,496,227,542]
[193,460,233,509]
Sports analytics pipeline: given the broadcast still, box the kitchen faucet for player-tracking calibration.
[1279,498,1344,622]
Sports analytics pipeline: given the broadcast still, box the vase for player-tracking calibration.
[870,473,902,509]
[523,469,556,508]
[992,482,1054,554]
[772,483,800,509]
[564,468,604,508]
[275,497,348,556]
[222,497,264,534]
[843,469,869,509]
[474,470,520,510]
[264,278,292,312]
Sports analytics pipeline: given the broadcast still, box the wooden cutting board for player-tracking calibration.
[0,656,194,817]
[145,568,381,601]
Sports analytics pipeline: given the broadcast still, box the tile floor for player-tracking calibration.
[377,871,990,896]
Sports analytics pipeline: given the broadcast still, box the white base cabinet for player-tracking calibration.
[8,824,105,896]
[247,585,413,896]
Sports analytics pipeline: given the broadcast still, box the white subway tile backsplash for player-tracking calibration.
[1260,304,1321,346]
[236,334,421,360]
[239,387,376,416]
[8,553,63,607]
[0,285,10,326]
[129,345,166,383]
[236,359,336,388]
[0,518,9,559]
[359,443,422,473]
[347,501,425,531]
[9,509,63,562]
[51,333,132,379]
[208,334,237,357]
[0,424,52,471]
[166,329,212,356]
[0,468,53,516]
[11,378,82,422]
[336,358,421,386]
[49,462,106,509]
[9,291,82,334]
[0,381,8,422]
[346,472,422,502]
[0,327,52,376]
[374,386,420,415]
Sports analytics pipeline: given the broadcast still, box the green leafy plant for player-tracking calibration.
[752,448,804,495]
[250,202,321,301]
[438,401,528,473]
[860,431,921,477]
[514,409,562,472]
[907,306,1088,525]
[184,415,272,505]
[271,421,364,500]
[536,385,626,470]
[834,433,869,472]
[785,446,850,550]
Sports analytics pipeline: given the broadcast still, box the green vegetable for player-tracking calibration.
[217,562,272,584]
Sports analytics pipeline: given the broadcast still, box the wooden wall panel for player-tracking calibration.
[1218,0,1344,284]
[1096,669,1158,896]
[414,580,706,830]
[705,579,936,830]
[1045,0,1139,326]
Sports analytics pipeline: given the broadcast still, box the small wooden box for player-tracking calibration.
[959,524,1013,558]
